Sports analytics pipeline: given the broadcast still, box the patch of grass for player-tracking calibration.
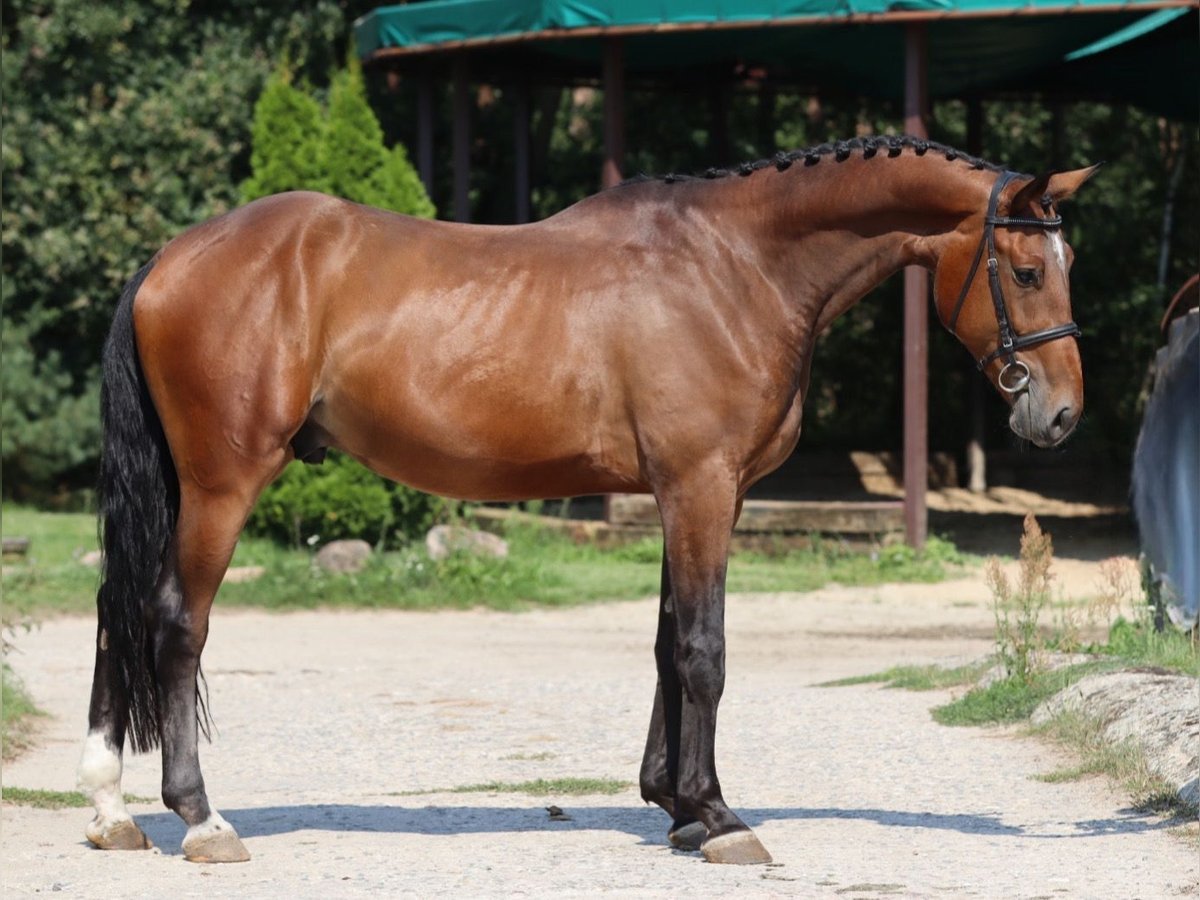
[1031,710,1196,818]
[932,663,1113,727]
[450,777,632,796]
[501,751,557,761]
[2,664,46,760]
[0,787,157,809]
[819,661,990,690]
[3,504,972,616]
[1098,617,1199,676]
[734,534,971,592]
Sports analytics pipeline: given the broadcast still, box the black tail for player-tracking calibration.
[97,260,177,754]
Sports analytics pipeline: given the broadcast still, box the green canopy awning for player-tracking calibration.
[355,0,1198,117]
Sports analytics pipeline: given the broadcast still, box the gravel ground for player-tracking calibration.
[4,568,1198,899]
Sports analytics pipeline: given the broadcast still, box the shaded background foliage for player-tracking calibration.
[3,0,1195,509]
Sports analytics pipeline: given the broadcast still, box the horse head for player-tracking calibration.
[934,166,1100,448]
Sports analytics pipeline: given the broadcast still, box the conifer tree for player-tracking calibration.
[377,143,436,219]
[240,67,327,202]
[324,56,390,207]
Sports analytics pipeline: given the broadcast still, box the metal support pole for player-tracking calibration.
[903,23,929,548]
[416,71,435,202]
[513,81,532,224]
[965,96,987,493]
[708,83,731,165]
[602,37,625,189]
[452,54,471,223]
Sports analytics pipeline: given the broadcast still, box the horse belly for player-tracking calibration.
[312,369,642,502]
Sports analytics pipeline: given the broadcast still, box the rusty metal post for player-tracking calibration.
[965,96,987,493]
[602,37,625,189]
[452,54,471,223]
[416,71,435,202]
[513,80,532,224]
[903,23,929,548]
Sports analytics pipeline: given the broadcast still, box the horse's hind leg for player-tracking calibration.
[152,478,275,863]
[79,645,153,850]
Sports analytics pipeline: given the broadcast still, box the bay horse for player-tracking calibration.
[78,136,1096,865]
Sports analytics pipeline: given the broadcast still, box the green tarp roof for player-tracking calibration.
[355,0,1198,119]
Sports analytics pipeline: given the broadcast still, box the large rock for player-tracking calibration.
[314,539,373,574]
[425,525,508,562]
[223,565,266,584]
[1032,669,1200,809]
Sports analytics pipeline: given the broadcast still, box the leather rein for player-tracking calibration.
[944,170,1082,394]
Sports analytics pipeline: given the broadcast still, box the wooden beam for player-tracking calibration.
[601,37,625,189]
[903,22,929,548]
[513,81,532,223]
[608,494,904,535]
[416,71,435,202]
[452,54,471,223]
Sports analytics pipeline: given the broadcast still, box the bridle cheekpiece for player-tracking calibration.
[944,171,1082,394]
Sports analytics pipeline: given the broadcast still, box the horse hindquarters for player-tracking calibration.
[80,262,287,862]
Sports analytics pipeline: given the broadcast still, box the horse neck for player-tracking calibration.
[728,154,994,335]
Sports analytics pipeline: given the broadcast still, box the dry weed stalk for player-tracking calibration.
[988,513,1055,683]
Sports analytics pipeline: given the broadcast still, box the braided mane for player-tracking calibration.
[619,134,1004,188]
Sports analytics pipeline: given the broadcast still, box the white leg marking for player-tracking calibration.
[77,731,130,825]
[184,810,234,844]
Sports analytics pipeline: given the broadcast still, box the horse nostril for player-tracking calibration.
[1052,405,1077,436]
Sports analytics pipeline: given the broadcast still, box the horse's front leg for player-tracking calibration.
[655,472,771,865]
[638,552,707,850]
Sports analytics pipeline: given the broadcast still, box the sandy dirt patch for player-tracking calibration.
[4,563,1197,898]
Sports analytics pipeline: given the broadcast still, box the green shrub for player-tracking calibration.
[246,451,449,548]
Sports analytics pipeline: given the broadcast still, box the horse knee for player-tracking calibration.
[675,632,725,702]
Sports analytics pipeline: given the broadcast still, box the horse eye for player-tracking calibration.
[1013,268,1038,287]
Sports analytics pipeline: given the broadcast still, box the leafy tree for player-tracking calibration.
[0,0,363,497]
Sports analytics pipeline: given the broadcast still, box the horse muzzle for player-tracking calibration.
[1009,390,1081,448]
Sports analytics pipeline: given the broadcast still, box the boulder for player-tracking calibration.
[425,525,508,561]
[223,565,266,584]
[314,539,373,574]
[1032,669,1200,809]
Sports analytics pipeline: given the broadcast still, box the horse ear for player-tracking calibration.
[1006,172,1053,215]
[1007,164,1101,215]
[1045,164,1102,203]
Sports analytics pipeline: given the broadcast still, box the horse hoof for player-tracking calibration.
[701,829,773,865]
[86,817,153,851]
[668,821,707,851]
[183,828,251,864]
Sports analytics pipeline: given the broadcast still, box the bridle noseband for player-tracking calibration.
[944,171,1082,394]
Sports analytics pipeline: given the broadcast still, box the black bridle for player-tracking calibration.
[944,170,1082,394]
